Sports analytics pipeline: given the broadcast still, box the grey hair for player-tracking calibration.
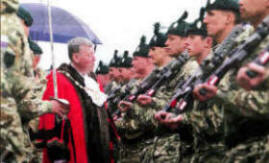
[68,37,94,61]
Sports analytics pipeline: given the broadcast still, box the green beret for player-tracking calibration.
[167,11,189,37]
[205,0,239,14]
[96,61,109,74]
[17,6,33,27]
[119,51,132,68]
[109,50,120,67]
[148,22,167,48]
[187,8,207,37]
[28,38,43,55]
[133,35,150,58]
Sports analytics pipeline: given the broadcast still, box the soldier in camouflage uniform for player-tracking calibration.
[105,50,122,94]
[156,1,243,162]
[0,1,69,162]
[117,50,134,85]
[193,0,269,162]
[96,61,110,88]
[116,14,199,162]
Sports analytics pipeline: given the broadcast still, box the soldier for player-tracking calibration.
[116,13,199,162]
[96,61,110,88]
[118,51,134,84]
[0,0,69,162]
[156,1,243,162]
[105,50,121,93]
[193,0,269,162]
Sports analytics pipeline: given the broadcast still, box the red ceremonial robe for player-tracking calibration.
[39,71,89,163]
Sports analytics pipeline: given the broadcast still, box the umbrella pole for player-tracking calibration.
[47,0,58,99]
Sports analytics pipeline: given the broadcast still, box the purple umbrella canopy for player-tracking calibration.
[21,3,102,44]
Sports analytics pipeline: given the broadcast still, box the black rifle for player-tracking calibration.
[145,51,190,97]
[199,15,269,95]
[246,44,269,78]
[111,72,160,118]
[162,24,246,114]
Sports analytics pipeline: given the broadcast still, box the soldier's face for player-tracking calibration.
[186,35,205,57]
[204,10,228,38]
[120,68,133,81]
[239,0,268,21]
[132,56,149,72]
[149,47,168,66]
[109,67,120,79]
[74,44,95,73]
[165,35,186,57]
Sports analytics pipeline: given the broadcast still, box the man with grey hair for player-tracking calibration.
[39,37,117,163]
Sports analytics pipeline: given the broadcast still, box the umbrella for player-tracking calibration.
[21,3,102,44]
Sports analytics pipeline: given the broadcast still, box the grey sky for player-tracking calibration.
[20,0,206,70]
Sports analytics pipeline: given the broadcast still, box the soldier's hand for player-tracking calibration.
[154,110,170,122]
[118,100,133,112]
[193,83,218,101]
[137,94,152,106]
[50,100,70,118]
[236,63,267,90]
[154,111,183,130]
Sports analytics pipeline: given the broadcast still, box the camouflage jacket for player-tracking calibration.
[116,57,199,139]
[0,1,51,161]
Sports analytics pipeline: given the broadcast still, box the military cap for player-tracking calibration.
[17,6,33,27]
[205,0,239,13]
[96,61,109,74]
[120,51,132,68]
[148,22,167,48]
[28,38,43,55]
[133,35,150,58]
[187,8,207,37]
[109,50,120,67]
[167,11,189,37]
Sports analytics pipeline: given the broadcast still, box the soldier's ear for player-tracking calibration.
[225,11,235,25]
[204,36,213,49]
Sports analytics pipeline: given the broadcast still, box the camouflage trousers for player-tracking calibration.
[190,142,226,163]
[140,133,181,163]
[0,98,34,162]
[223,135,269,163]
[119,140,148,163]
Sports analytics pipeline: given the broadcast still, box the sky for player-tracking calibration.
[20,0,206,70]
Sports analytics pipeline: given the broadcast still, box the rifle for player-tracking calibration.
[199,15,269,95]
[111,71,160,118]
[145,51,190,97]
[246,44,269,78]
[162,24,246,114]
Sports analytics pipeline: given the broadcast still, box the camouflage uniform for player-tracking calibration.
[116,57,199,163]
[214,24,269,162]
[105,80,120,94]
[1,1,52,162]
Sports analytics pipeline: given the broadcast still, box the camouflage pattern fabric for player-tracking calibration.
[115,57,199,163]
[1,1,52,161]
[214,25,269,162]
